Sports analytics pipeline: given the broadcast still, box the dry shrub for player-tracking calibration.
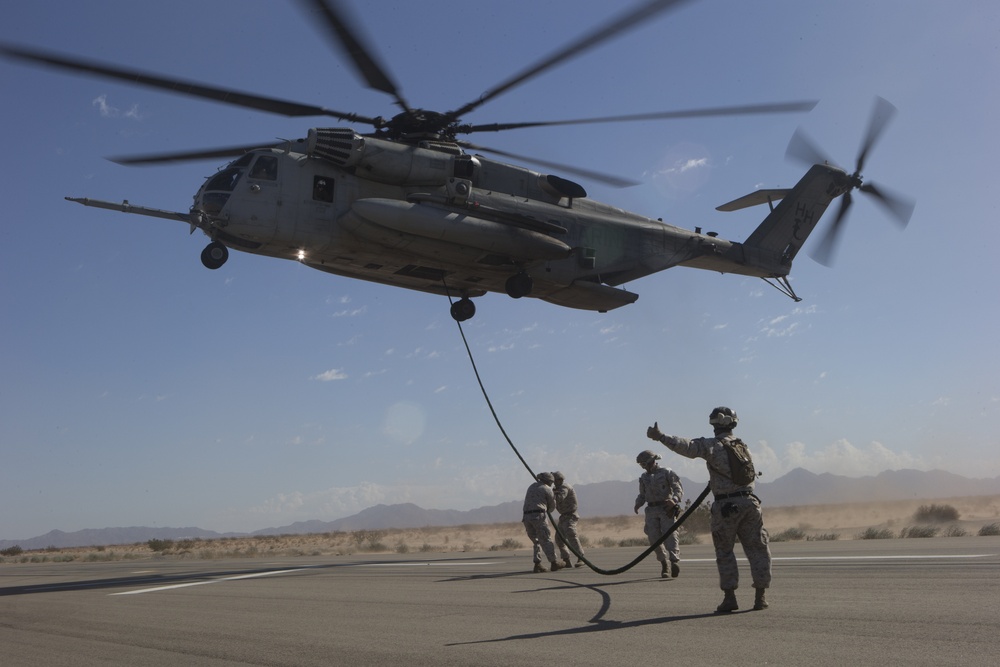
[914,504,960,522]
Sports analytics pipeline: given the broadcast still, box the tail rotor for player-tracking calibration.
[786,97,915,266]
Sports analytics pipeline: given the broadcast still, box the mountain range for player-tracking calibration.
[3,468,999,551]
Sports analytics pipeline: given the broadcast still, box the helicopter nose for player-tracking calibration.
[196,191,230,216]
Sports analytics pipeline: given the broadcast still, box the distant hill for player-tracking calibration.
[3,468,999,550]
[0,526,242,553]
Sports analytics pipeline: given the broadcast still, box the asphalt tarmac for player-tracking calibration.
[1,536,997,666]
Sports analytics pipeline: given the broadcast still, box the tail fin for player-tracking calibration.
[720,164,846,266]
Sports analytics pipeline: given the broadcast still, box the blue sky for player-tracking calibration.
[2,1,998,540]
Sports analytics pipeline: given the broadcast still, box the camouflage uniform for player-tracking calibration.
[650,431,771,592]
[553,477,585,564]
[522,478,558,566]
[635,465,683,567]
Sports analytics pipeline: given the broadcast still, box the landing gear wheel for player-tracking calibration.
[505,271,533,299]
[201,241,228,270]
[450,298,476,322]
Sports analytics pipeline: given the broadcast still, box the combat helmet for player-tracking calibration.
[636,450,661,466]
[536,471,555,484]
[709,406,738,430]
[551,471,565,483]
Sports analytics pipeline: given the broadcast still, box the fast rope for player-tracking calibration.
[446,291,710,575]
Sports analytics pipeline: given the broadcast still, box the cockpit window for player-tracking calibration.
[232,153,254,168]
[313,175,334,203]
[205,167,242,192]
[249,155,278,180]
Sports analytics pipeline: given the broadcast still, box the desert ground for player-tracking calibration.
[3,494,998,564]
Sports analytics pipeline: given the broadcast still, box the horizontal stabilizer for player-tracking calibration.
[716,188,791,212]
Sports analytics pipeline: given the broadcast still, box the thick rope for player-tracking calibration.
[447,294,710,575]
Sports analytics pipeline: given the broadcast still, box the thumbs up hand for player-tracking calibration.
[646,422,663,440]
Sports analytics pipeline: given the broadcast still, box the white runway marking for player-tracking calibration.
[110,568,308,596]
[357,561,500,567]
[109,561,500,595]
[109,555,992,596]
[681,554,994,563]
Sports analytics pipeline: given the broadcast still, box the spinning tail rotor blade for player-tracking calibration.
[789,97,915,267]
[856,96,896,174]
[859,181,915,229]
[785,127,833,167]
[811,192,852,267]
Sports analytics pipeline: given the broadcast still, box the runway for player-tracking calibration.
[2,536,997,666]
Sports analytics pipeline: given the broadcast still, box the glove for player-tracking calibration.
[646,421,663,440]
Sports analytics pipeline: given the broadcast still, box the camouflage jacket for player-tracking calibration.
[636,466,683,507]
[522,481,555,514]
[554,483,579,517]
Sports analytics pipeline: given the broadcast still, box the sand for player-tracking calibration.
[4,494,998,564]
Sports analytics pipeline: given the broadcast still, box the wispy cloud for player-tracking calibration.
[753,438,925,478]
[92,94,141,119]
[331,306,366,318]
[312,368,348,382]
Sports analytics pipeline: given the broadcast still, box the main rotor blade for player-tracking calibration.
[856,96,896,174]
[463,100,818,134]
[458,141,641,188]
[859,181,915,228]
[301,0,409,111]
[0,43,377,123]
[811,192,852,267]
[447,0,694,121]
[786,128,834,168]
[108,143,280,166]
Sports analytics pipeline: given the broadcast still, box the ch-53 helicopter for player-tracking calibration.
[2,0,913,322]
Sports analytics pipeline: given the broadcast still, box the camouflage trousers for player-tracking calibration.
[643,506,680,563]
[523,513,557,564]
[711,497,772,590]
[555,514,585,562]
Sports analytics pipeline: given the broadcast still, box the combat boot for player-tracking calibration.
[533,562,546,573]
[671,561,680,578]
[550,561,563,571]
[660,561,670,578]
[562,559,572,569]
[716,589,739,613]
[753,587,768,610]
[575,561,584,568]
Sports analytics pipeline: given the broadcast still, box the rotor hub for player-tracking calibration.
[378,109,457,141]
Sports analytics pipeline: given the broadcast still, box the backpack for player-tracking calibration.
[715,437,757,486]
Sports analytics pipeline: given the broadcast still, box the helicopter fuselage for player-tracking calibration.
[180,130,802,317]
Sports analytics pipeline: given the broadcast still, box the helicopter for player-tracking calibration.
[1,0,913,322]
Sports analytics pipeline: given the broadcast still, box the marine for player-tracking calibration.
[647,406,772,611]
[633,449,683,579]
[522,472,563,573]
[552,471,585,568]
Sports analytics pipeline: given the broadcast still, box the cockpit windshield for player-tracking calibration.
[249,155,278,181]
[231,153,254,168]
[205,167,242,192]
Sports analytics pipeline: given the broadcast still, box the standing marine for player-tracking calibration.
[647,406,772,612]
[552,471,585,568]
[522,472,563,573]
[633,449,683,578]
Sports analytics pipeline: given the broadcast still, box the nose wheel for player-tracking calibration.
[201,241,228,270]
[450,297,476,322]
